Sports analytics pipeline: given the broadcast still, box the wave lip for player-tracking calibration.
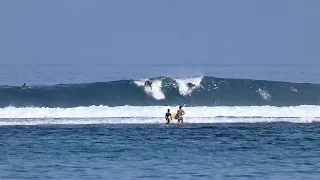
[0,76,319,107]
[134,78,165,100]
[174,76,203,96]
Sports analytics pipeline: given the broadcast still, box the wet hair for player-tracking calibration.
[167,109,170,112]
[179,105,182,109]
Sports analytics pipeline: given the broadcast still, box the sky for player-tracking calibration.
[0,0,319,65]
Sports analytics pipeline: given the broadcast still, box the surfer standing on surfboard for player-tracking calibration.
[187,83,195,91]
[177,105,185,125]
[144,80,152,89]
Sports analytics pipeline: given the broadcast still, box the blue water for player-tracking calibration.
[1,123,320,180]
[1,64,320,179]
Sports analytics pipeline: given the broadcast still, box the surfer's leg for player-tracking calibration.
[179,117,183,124]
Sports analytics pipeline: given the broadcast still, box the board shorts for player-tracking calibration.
[178,115,183,120]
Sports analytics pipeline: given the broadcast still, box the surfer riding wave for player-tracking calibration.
[144,80,152,89]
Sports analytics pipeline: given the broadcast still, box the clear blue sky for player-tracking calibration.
[0,0,319,65]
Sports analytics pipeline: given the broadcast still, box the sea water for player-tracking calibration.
[0,64,319,179]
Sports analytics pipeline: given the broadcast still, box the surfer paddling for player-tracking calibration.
[176,105,185,125]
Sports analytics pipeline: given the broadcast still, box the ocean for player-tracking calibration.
[0,64,319,179]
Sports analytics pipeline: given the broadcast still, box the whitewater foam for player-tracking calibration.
[0,117,318,126]
[291,87,298,92]
[174,76,203,96]
[134,79,165,100]
[0,105,319,119]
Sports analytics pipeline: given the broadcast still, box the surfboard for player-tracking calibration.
[169,113,176,122]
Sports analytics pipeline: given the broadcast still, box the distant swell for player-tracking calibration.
[0,76,319,108]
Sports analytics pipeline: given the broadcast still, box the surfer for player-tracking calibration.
[290,86,297,92]
[165,109,172,124]
[177,105,185,125]
[144,80,152,89]
[187,83,195,90]
[22,83,30,89]
[256,88,271,100]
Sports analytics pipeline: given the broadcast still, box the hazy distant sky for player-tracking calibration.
[0,0,319,65]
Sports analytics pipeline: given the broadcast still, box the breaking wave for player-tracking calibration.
[0,76,319,107]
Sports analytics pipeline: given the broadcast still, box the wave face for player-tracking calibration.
[0,76,319,108]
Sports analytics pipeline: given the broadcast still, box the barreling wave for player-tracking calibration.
[0,76,319,108]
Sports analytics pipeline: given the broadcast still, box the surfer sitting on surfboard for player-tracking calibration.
[144,80,152,89]
[177,105,185,125]
[165,109,172,124]
[22,83,30,89]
